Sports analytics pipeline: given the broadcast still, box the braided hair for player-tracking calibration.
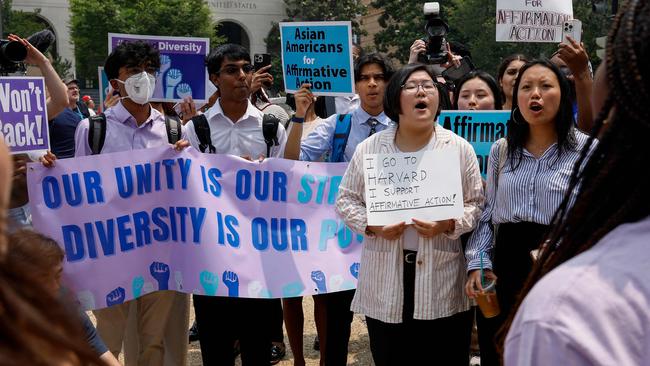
[499,0,650,352]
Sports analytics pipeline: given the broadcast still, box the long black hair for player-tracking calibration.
[500,0,650,352]
[507,59,577,170]
[452,70,503,110]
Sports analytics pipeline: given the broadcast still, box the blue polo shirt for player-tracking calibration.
[49,107,82,159]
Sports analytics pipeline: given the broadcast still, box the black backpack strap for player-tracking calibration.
[190,114,215,153]
[262,113,280,158]
[87,113,107,155]
[165,115,182,144]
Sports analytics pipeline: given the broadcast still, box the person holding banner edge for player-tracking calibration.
[42,40,191,366]
[336,63,484,365]
[464,59,594,366]
[285,52,394,366]
[183,43,288,366]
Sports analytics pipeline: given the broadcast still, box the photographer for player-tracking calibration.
[7,34,68,119]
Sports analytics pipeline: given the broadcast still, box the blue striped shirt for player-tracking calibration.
[465,130,594,271]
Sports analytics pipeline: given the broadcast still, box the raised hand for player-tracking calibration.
[106,287,126,307]
[200,270,219,296]
[311,270,327,293]
[155,54,172,97]
[176,83,193,99]
[165,69,183,99]
[282,281,305,297]
[408,39,426,64]
[293,83,315,118]
[149,261,170,290]
[367,222,407,241]
[350,262,360,279]
[179,96,197,124]
[222,270,240,297]
[132,276,145,298]
[250,64,273,94]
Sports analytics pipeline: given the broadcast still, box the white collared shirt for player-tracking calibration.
[185,99,287,158]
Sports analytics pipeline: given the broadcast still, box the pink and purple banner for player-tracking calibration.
[0,77,49,153]
[28,147,362,310]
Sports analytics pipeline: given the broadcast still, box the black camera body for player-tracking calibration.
[0,39,27,75]
[418,2,450,64]
[0,30,56,75]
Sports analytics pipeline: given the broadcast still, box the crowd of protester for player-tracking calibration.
[1,0,650,365]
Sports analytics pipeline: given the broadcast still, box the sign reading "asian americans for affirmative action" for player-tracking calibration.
[280,21,354,96]
[363,149,464,226]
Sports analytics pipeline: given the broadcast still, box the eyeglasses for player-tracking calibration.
[401,80,437,94]
[217,64,255,75]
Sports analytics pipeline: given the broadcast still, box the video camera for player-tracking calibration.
[0,29,56,75]
[0,39,27,74]
[418,2,450,64]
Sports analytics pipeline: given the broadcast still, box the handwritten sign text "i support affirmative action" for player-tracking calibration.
[363,148,464,226]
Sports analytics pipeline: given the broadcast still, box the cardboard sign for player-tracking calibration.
[108,33,210,103]
[0,77,49,154]
[496,0,573,43]
[363,148,464,225]
[280,21,355,96]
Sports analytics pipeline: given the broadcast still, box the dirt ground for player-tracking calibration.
[189,296,373,366]
[102,295,373,365]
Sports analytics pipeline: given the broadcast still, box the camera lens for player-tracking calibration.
[1,41,28,62]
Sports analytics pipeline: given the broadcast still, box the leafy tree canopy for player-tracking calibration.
[70,0,224,83]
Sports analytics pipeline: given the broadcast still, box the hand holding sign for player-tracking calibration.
[411,218,454,238]
[293,83,315,118]
[366,222,406,241]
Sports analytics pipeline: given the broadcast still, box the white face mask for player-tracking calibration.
[116,72,156,105]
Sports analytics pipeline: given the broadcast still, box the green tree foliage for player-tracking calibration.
[2,3,48,39]
[371,0,613,74]
[70,0,224,83]
[265,0,368,92]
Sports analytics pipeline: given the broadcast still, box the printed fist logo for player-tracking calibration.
[150,261,170,290]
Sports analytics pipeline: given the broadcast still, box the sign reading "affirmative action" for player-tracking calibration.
[496,0,573,43]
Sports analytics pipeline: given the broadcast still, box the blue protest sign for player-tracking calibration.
[108,33,210,103]
[280,21,354,96]
[438,110,511,178]
[0,77,49,154]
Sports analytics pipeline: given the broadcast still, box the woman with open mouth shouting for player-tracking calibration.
[335,63,485,365]
[464,59,595,366]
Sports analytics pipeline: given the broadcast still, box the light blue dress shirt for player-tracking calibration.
[299,107,392,162]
